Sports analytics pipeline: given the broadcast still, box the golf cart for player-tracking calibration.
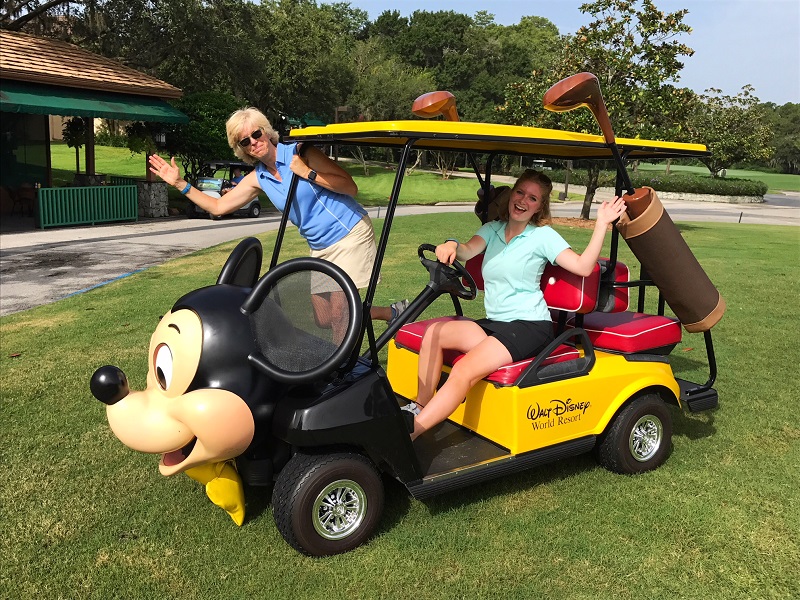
[91,73,723,557]
[186,160,263,219]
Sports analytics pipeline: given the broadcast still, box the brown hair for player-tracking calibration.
[496,169,553,226]
[226,107,279,165]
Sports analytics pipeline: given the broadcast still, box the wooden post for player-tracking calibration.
[83,117,96,176]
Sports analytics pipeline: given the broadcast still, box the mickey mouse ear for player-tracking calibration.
[217,237,263,288]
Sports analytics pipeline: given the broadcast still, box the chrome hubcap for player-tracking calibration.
[312,479,367,540]
[629,415,663,462]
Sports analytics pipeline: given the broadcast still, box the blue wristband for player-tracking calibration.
[445,238,459,247]
[180,182,191,195]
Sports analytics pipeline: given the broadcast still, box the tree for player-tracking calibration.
[346,38,435,122]
[686,86,773,177]
[0,0,72,31]
[164,91,243,184]
[499,0,696,218]
[62,117,88,173]
[763,102,800,175]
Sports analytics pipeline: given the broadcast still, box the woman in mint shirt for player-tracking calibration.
[403,170,627,441]
[148,108,407,336]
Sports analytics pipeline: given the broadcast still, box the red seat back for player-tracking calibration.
[465,254,600,314]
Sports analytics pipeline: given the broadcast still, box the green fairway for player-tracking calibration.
[2,214,798,599]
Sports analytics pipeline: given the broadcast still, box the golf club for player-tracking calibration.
[412,91,460,122]
[543,72,652,217]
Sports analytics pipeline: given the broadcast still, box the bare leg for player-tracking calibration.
[371,306,392,321]
[416,320,488,408]
[412,336,512,441]
[310,291,349,344]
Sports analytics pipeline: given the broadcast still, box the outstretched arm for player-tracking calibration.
[148,155,260,217]
[555,196,627,276]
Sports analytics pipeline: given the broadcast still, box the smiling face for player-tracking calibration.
[508,180,546,225]
[104,308,255,477]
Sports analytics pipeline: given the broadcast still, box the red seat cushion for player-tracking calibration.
[395,316,580,386]
[571,312,681,353]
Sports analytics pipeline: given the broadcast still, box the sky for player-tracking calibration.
[348,0,800,106]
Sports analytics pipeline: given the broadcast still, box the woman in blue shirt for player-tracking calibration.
[404,170,626,440]
[148,108,407,336]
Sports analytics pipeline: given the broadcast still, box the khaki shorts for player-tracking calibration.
[310,215,379,293]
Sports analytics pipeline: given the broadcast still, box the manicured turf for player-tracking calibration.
[2,214,798,599]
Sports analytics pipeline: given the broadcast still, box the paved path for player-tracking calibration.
[1,195,798,316]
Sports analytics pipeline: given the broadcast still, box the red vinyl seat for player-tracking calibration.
[570,311,681,354]
[394,317,580,386]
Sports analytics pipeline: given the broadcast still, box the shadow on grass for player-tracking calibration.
[419,453,598,516]
[670,402,717,441]
[242,483,274,523]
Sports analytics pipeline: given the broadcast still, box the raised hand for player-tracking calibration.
[597,196,627,226]
[148,155,181,187]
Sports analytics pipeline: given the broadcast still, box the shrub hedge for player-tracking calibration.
[526,168,768,197]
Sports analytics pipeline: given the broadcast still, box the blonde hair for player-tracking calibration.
[496,169,553,226]
[226,107,279,164]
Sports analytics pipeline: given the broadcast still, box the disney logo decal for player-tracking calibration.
[527,398,591,430]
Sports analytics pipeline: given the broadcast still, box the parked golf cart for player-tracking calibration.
[186,160,262,219]
[91,73,724,557]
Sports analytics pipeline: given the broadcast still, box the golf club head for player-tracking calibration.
[543,72,615,144]
[412,91,460,122]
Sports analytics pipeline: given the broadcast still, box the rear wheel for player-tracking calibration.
[595,394,672,474]
[272,452,384,556]
[248,202,261,218]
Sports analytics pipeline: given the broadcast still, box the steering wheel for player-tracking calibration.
[417,243,477,301]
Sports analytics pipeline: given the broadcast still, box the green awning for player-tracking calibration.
[0,80,189,124]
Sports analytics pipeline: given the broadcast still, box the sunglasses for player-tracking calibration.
[238,128,264,148]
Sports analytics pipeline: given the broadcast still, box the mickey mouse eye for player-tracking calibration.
[154,344,173,390]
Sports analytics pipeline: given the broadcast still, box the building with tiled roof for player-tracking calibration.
[1,29,183,98]
[0,30,188,220]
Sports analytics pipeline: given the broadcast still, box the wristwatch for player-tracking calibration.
[307,169,317,182]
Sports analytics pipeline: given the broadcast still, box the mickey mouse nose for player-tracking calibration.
[90,366,130,405]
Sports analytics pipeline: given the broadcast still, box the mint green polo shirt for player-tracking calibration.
[476,221,570,322]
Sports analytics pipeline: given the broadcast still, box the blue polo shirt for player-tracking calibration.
[255,142,366,250]
[476,221,570,322]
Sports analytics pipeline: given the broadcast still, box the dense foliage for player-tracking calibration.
[541,168,769,197]
[4,0,796,190]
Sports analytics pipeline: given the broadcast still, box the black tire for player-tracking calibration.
[185,203,198,219]
[248,202,261,218]
[595,394,672,474]
[272,452,384,556]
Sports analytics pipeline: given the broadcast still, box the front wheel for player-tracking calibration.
[595,394,672,474]
[272,452,384,556]
[248,202,261,218]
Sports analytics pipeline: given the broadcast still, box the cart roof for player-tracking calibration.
[289,120,707,160]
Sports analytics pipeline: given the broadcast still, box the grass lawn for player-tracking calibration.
[2,215,798,599]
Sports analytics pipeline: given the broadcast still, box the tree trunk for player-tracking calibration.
[75,147,81,174]
[580,163,601,219]
[665,158,671,175]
